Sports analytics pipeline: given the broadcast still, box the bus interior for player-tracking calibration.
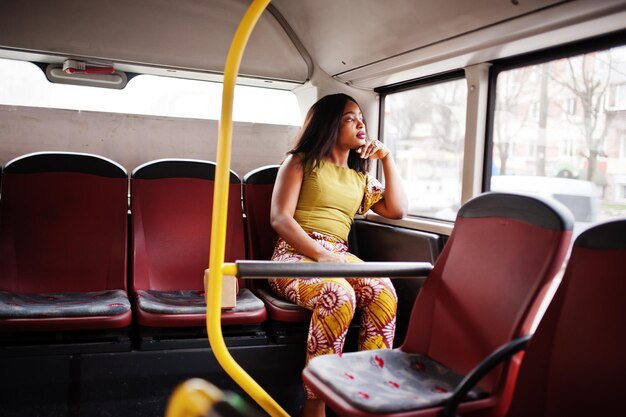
[1,0,625,416]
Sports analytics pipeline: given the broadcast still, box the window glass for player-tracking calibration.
[491,44,626,233]
[0,58,301,125]
[383,78,467,220]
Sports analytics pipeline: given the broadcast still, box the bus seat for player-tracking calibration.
[302,192,574,417]
[241,165,312,323]
[0,152,131,332]
[131,159,266,329]
[499,218,626,417]
[348,220,442,347]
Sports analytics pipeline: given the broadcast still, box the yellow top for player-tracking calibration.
[294,161,381,242]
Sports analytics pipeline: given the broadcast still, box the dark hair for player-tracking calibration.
[289,93,370,174]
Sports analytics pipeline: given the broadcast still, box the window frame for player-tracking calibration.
[484,29,626,191]
[375,69,466,223]
[371,29,626,233]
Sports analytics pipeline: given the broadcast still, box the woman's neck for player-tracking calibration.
[325,148,350,167]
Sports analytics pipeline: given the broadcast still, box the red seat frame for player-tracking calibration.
[0,152,131,332]
[131,159,266,327]
[503,219,626,417]
[242,165,311,322]
[303,192,574,417]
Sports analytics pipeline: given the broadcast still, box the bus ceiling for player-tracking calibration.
[0,0,624,90]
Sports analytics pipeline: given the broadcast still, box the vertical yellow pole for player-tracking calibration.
[206,1,288,416]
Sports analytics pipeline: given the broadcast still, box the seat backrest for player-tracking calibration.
[0,152,129,293]
[242,165,280,261]
[506,219,626,417]
[241,164,312,324]
[131,159,245,292]
[402,192,574,393]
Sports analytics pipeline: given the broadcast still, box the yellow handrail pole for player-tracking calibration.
[206,1,288,416]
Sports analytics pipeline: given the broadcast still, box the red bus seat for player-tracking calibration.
[131,159,266,328]
[302,192,574,417]
[0,152,131,332]
[499,218,626,417]
[242,165,312,323]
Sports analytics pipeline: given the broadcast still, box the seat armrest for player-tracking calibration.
[441,334,532,417]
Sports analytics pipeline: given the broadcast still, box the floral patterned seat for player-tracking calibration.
[136,288,264,314]
[306,349,486,413]
[0,152,131,332]
[303,192,575,416]
[0,290,130,318]
[131,159,267,328]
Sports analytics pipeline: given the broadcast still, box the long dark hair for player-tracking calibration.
[289,93,370,174]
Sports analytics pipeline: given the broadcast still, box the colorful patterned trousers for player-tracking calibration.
[269,232,398,399]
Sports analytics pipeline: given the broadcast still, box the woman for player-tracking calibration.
[270,93,408,417]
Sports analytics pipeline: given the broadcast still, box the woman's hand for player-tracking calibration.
[316,250,348,263]
[356,139,390,160]
[355,139,408,220]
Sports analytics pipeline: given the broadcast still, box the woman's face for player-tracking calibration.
[337,100,367,150]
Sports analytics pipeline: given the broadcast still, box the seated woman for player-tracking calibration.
[269,93,408,417]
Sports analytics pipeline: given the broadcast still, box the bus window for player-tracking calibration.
[382,76,467,221]
[489,42,626,232]
[0,58,301,126]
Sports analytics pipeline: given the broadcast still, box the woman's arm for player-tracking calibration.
[270,154,346,262]
[358,140,408,219]
[372,153,408,218]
